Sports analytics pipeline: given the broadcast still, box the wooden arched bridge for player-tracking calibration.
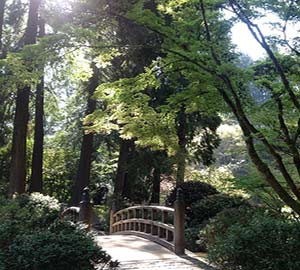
[62,188,213,270]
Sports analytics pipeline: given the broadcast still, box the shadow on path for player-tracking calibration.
[96,235,214,270]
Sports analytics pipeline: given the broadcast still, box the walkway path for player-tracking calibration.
[96,235,214,270]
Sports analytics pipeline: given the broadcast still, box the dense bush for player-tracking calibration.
[200,206,257,247]
[165,181,218,207]
[165,182,249,252]
[182,193,246,252]
[185,225,206,252]
[0,194,117,270]
[0,193,60,241]
[9,225,117,270]
[16,193,60,227]
[203,209,300,270]
[188,194,246,227]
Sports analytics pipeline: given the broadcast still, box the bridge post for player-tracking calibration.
[174,188,185,255]
[109,200,117,234]
[79,187,93,230]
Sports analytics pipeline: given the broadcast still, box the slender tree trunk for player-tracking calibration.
[71,65,98,205]
[150,167,161,204]
[0,0,5,52]
[0,0,6,147]
[197,0,300,214]
[9,0,41,195]
[122,143,137,201]
[114,139,135,198]
[30,19,45,193]
[0,0,8,184]
[176,105,187,185]
[9,87,30,194]
[29,78,44,192]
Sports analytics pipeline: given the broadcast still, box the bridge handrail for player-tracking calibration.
[63,187,186,256]
[110,188,185,255]
[113,205,175,215]
[113,218,175,232]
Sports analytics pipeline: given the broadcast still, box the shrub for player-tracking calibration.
[165,181,218,207]
[185,194,247,252]
[185,225,206,252]
[204,210,300,270]
[9,225,118,270]
[188,194,246,227]
[0,195,117,270]
[200,206,257,247]
[15,193,60,227]
[0,193,60,236]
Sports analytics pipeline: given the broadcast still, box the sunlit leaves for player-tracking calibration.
[86,67,181,153]
[0,52,41,89]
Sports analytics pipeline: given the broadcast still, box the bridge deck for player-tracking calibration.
[96,235,214,270]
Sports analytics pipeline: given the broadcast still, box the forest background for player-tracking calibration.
[1,0,300,216]
[2,1,300,269]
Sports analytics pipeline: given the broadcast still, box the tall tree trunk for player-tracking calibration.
[9,87,30,194]
[0,0,6,145]
[29,19,45,193]
[176,105,187,185]
[122,143,137,201]
[114,139,135,199]
[150,167,161,204]
[9,0,41,195]
[71,65,99,205]
[0,0,5,52]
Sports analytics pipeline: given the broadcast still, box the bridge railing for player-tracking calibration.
[110,189,185,255]
[61,187,186,255]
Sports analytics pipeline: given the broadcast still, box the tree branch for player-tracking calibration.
[229,0,300,112]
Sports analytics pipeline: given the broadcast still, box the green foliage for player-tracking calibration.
[2,2,300,269]
[0,193,60,234]
[188,194,246,227]
[180,190,247,252]
[0,194,117,270]
[187,164,245,197]
[123,0,300,215]
[205,211,300,270]
[201,206,259,249]
[43,147,74,202]
[0,194,60,269]
[165,181,218,207]
[185,225,206,252]
[9,228,117,270]
[125,148,174,204]
[89,70,178,154]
